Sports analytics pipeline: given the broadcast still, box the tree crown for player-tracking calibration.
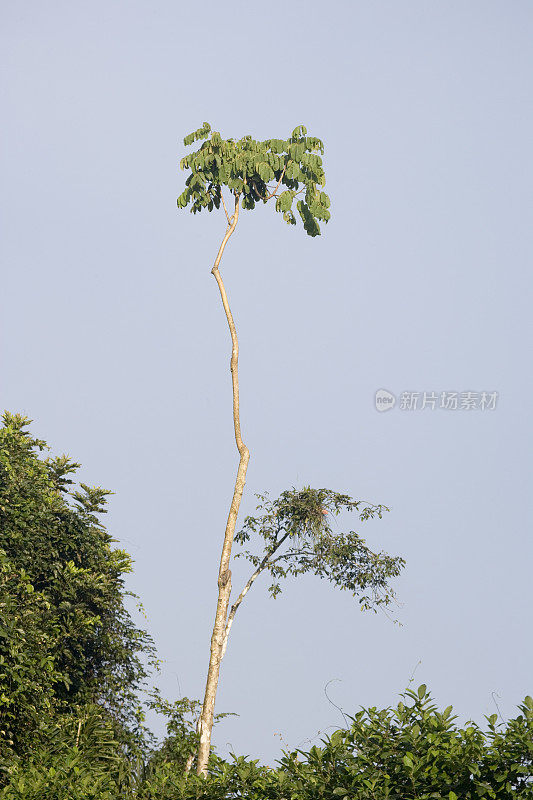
[235,487,404,608]
[177,123,331,236]
[0,412,155,759]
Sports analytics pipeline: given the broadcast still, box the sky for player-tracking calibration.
[1,0,532,765]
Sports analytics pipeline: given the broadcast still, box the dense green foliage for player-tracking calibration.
[272,687,533,799]
[0,412,155,771]
[235,487,404,608]
[0,707,133,799]
[167,687,532,799]
[0,550,61,753]
[4,689,529,798]
[177,123,331,236]
[143,691,233,779]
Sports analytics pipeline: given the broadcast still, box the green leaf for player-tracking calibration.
[292,124,307,138]
[278,190,293,212]
[417,684,427,699]
[283,211,296,226]
[296,200,321,237]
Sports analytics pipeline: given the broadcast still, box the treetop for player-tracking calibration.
[177,123,331,237]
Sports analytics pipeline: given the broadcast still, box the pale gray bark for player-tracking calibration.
[220,531,290,659]
[196,195,250,776]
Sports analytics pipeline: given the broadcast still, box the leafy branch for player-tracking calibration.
[225,487,404,649]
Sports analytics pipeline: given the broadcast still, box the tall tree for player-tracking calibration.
[177,123,331,774]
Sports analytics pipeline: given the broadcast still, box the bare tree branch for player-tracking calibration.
[220,531,291,658]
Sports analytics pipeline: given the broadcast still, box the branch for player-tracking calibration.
[220,531,291,658]
[264,163,288,200]
[211,194,245,453]
[250,179,262,200]
[269,548,314,562]
[220,191,231,224]
[184,750,195,776]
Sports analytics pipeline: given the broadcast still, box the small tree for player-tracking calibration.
[226,487,404,656]
[177,124,403,775]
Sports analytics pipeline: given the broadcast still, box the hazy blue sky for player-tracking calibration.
[2,0,532,764]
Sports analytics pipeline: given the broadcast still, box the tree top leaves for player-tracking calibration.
[177,123,331,237]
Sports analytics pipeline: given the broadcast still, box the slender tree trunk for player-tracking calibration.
[196,194,250,776]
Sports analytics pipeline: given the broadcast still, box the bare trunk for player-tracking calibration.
[196,195,250,776]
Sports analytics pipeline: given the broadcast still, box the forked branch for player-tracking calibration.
[220,531,291,658]
[264,164,288,200]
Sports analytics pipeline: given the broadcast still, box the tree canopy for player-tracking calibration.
[0,412,155,764]
[234,487,404,608]
[177,123,331,236]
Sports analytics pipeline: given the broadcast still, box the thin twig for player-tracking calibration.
[405,659,422,690]
[264,163,288,200]
[324,679,350,728]
[491,691,507,723]
[75,719,82,748]
[268,548,314,563]
[250,179,262,199]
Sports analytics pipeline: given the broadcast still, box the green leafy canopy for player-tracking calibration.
[235,487,405,608]
[0,412,156,766]
[177,123,331,237]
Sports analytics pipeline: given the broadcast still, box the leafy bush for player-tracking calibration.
[0,707,131,800]
[148,687,532,799]
[273,686,533,799]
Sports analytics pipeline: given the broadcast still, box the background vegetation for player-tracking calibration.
[0,413,531,797]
